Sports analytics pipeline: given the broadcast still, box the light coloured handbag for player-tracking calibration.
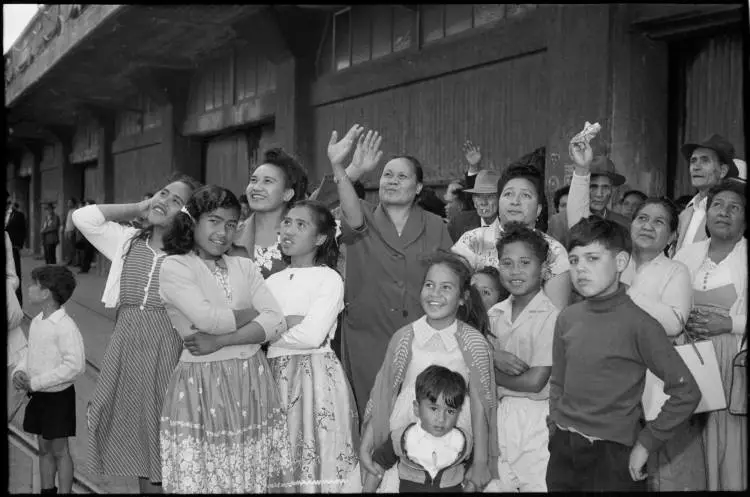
[641,336,726,421]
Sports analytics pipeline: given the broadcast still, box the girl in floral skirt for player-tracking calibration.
[265,200,360,492]
[158,185,293,493]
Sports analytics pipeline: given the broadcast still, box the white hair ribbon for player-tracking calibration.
[180,206,195,222]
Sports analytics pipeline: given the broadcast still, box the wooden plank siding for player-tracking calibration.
[183,46,277,136]
[204,132,250,198]
[311,50,549,188]
[40,168,61,205]
[671,29,745,197]
[70,117,100,164]
[112,145,170,203]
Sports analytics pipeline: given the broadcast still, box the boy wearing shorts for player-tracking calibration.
[363,365,474,493]
[546,217,701,492]
[12,265,85,495]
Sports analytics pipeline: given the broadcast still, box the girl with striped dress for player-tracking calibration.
[158,185,293,493]
[72,174,200,494]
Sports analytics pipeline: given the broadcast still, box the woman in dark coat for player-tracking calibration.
[326,125,453,418]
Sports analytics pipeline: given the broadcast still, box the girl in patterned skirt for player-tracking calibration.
[73,173,200,494]
[159,185,293,493]
[264,200,360,492]
[231,148,309,279]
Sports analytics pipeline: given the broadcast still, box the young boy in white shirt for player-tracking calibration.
[486,223,559,492]
[363,365,474,493]
[12,265,85,495]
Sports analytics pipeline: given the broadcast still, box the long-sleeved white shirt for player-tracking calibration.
[620,253,693,337]
[265,266,344,359]
[12,308,85,392]
[72,205,138,308]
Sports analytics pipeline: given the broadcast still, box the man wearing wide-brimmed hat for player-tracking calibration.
[566,153,631,231]
[448,169,502,242]
[675,133,739,252]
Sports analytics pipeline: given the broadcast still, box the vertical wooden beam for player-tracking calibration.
[27,143,43,255]
[162,70,203,181]
[545,4,613,201]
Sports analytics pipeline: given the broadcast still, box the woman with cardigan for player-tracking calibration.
[675,179,747,491]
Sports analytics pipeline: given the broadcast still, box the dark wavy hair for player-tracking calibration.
[280,200,341,270]
[422,250,490,338]
[633,197,680,234]
[473,265,508,305]
[124,173,201,260]
[553,185,570,212]
[415,365,467,410]
[163,185,241,256]
[31,265,77,306]
[259,148,309,207]
[568,216,632,255]
[496,221,550,264]
[496,164,549,233]
[705,179,747,239]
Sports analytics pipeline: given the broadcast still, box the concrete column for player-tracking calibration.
[28,145,43,255]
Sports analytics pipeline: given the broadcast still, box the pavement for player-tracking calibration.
[8,256,138,494]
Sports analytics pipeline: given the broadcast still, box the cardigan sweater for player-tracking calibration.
[675,237,747,335]
[363,320,499,479]
[72,205,139,308]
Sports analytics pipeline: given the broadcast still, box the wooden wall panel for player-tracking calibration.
[672,30,745,197]
[82,165,100,203]
[204,132,250,198]
[311,51,549,187]
[71,117,100,164]
[40,168,61,205]
[112,145,169,203]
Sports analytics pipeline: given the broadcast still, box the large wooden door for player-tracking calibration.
[670,30,744,197]
[203,123,276,197]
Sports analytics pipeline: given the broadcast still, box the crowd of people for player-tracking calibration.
[5,121,747,493]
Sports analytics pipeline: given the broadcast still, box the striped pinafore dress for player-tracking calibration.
[87,238,183,483]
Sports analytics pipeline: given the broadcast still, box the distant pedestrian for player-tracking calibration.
[77,200,98,274]
[41,203,61,265]
[74,173,201,494]
[6,193,27,305]
[12,265,84,495]
[64,198,79,266]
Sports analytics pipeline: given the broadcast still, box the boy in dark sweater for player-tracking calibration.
[546,217,701,492]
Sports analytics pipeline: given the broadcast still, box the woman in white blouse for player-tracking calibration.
[158,185,292,493]
[264,199,359,492]
[675,179,747,491]
[622,197,703,491]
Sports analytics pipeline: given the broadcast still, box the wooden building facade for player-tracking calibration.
[6,4,746,254]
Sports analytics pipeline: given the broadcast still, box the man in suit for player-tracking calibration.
[675,134,739,253]
[5,193,27,305]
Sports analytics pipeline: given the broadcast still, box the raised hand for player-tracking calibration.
[328,124,364,167]
[462,140,482,168]
[355,129,384,174]
[568,122,599,169]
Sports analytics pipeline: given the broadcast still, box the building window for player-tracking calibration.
[318,6,416,75]
[420,5,533,46]
[334,8,351,71]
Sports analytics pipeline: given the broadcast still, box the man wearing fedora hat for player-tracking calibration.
[448,169,502,242]
[566,146,631,232]
[674,133,739,252]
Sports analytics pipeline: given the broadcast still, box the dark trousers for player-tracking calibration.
[43,243,57,265]
[64,231,77,265]
[79,240,96,273]
[546,428,647,492]
[12,245,22,306]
